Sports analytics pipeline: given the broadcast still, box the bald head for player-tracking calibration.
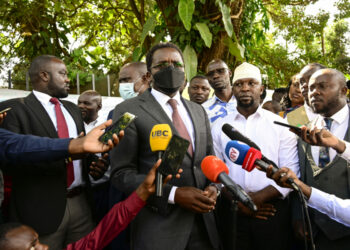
[118,62,150,97]
[119,62,147,82]
[28,55,63,85]
[78,90,102,124]
[308,68,347,117]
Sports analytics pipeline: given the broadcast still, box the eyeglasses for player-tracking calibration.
[206,68,228,77]
[152,61,184,70]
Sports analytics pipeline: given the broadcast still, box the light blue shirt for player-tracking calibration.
[202,95,236,126]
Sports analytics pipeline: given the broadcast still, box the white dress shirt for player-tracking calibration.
[310,105,349,166]
[84,115,110,186]
[151,88,195,203]
[212,107,299,198]
[33,90,84,189]
[309,187,350,227]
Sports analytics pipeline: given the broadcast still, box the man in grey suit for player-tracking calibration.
[110,42,221,250]
[294,68,350,249]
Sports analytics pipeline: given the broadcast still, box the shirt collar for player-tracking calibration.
[214,95,235,104]
[151,88,181,107]
[85,117,99,127]
[33,90,57,105]
[330,104,348,125]
[233,105,262,121]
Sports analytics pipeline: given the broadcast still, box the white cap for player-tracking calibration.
[232,62,262,84]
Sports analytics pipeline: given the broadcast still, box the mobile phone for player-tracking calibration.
[0,107,11,114]
[273,121,309,135]
[158,135,190,176]
[99,112,137,144]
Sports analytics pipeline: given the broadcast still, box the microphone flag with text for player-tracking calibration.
[201,155,257,211]
[150,124,172,197]
[225,140,299,191]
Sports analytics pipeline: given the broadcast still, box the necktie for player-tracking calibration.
[168,99,193,156]
[50,97,75,187]
[318,117,333,168]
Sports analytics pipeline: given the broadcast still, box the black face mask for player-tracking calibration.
[153,66,185,94]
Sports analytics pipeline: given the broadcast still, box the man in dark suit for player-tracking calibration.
[295,68,350,249]
[0,55,99,250]
[109,42,221,250]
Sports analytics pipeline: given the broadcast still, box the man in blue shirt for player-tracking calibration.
[203,59,236,126]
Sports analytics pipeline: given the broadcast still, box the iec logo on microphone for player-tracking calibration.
[228,147,240,162]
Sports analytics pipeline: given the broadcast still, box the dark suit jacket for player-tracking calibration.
[0,92,90,235]
[110,90,220,250]
[292,108,350,243]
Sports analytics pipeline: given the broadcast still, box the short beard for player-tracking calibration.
[237,99,254,108]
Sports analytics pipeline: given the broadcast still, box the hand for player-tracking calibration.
[267,165,312,199]
[293,220,310,241]
[174,186,216,213]
[136,159,182,201]
[68,120,124,155]
[266,166,297,189]
[238,202,276,220]
[291,126,346,153]
[203,185,218,201]
[89,153,109,179]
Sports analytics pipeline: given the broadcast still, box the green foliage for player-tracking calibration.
[1,0,349,92]
[216,0,234,37]
[194,23,212,48]
[178,0,195,31]
[183,44,198,81]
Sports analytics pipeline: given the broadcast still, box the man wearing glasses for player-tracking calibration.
[203,59,237,126]
[110,42,221,250]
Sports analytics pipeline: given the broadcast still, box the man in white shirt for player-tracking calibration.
[0,55,99,250]
[292,68,350,249]
[203,59,236,126]
[212,62,299,250]
[109,43,221,250]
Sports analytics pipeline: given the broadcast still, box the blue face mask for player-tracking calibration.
[119,83,138,100]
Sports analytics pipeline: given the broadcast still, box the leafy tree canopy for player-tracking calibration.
[0,0,349,91]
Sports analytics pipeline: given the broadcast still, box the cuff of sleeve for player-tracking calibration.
[339,141,350,161]
[168,186,178,204]
[308,187,326,209]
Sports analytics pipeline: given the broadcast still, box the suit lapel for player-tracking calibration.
[25,93,58,138]
[138,90,174,127]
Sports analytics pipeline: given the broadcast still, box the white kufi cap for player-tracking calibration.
[232,62,262,84]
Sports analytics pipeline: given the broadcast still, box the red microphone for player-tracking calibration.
[201,156,257,211]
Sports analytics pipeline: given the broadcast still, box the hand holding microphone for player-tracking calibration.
[201,155,257,212]
[149,124,172,197]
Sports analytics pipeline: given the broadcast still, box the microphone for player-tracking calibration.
[201,155,257,211]
[222,124,278,168]
[225,140,299,191]
[150,124,172,196]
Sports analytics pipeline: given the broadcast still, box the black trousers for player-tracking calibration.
[235,198,292,250]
